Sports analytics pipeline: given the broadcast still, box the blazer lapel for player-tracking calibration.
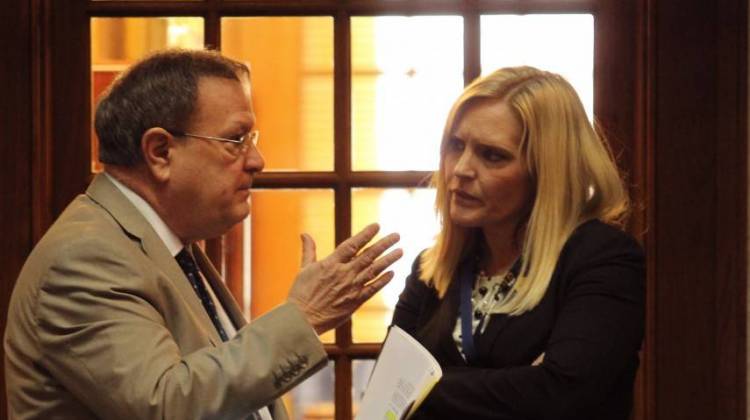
[86,173,222,345]
[475,313,511,362]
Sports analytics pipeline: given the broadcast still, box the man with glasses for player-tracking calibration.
[5,49,402,420]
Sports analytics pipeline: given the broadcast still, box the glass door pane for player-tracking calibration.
[249,189,336,343]
[222,17,334,172]
[480,14,594,118]
[352,359,376,417]
[351,16,464,171]
[351,188,439,343]
[287,360,335,420]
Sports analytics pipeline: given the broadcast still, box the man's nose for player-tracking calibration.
[244,145,265,173]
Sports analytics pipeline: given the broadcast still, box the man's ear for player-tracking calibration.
[141,127,175,182]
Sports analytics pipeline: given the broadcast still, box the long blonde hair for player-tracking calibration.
[420,66,629,315]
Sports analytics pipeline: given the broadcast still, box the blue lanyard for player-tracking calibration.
[459,260,479,363]
[459,258,522,363]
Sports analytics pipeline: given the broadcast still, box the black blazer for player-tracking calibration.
[392,220,645,420]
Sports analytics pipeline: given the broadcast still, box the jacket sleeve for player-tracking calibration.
[413,233,645,419]
[35,236,327,420]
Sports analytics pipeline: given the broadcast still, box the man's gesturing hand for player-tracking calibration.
[287,223,403,335]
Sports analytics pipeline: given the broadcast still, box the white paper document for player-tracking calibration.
[355,325,442,420]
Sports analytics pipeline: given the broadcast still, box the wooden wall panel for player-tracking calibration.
[47,0,91,222]
[652,0,747,419]
[0,0,33,415]
[714,0,748,417]
[595,0,640,192]
[594,2,651,417]
[655,1,718,415]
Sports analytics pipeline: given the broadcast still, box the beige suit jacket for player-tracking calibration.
[4,174,327,419]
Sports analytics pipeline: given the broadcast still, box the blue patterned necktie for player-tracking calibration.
[176,249,270,419]
[175,248,229,342]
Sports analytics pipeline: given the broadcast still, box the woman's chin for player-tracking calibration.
[449,211,483,228]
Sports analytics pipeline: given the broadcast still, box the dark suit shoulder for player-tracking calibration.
[549,219,645,309]
[408,250,441,295]
[392,250,437,334]
[560,219,644,267]
[407,250,426,280]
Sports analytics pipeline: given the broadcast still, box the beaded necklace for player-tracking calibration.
[471,268,518,333]
[454,258,522,361]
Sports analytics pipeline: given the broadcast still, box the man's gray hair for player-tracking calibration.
[94,48,249,166]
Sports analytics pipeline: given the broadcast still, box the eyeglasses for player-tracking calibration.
[168,129,260,157]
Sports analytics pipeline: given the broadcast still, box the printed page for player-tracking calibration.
[355,326,442,420]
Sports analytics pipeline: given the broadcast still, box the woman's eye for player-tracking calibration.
[482,148,507,162]
[447,137,464,152]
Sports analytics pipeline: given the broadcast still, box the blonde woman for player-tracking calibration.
[392,67,645,420]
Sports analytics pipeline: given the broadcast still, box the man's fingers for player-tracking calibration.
[350,232,401,271]
[300,233,317,267]
[328,223,380,263]
[355,248,403,285]
[359,271,394,300]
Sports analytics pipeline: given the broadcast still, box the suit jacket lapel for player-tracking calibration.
[86,173,222,345]
[475,313,511,361]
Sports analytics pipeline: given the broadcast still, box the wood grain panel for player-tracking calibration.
[655,1,718,414]
[714,0,748,417]
[0,0,33,414]
[48,0,90,221]
[652,0,747,419]
[594,3,651,417]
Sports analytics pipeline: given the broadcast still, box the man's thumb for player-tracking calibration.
[300,233,317,267]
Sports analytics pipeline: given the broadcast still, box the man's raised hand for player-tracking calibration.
[287,223,403,334]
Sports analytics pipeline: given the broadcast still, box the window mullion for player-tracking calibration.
[334,10,354,420]
[206,4,222,272]
[205,7,220,50]
[464,10,481,85]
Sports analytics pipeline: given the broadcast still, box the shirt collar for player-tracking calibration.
[104,171,184,257]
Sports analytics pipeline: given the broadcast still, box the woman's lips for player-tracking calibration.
[452,189,482,206]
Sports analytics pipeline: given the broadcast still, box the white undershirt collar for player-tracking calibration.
[104,172,184,257]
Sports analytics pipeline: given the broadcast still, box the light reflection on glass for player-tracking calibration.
[351,188,440,343]
[480,14,594,119]
[221,17,334,172]
[286,360,335,420]
[352,359,376,417]
[248,189,336,343]
[351,16,464,171]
